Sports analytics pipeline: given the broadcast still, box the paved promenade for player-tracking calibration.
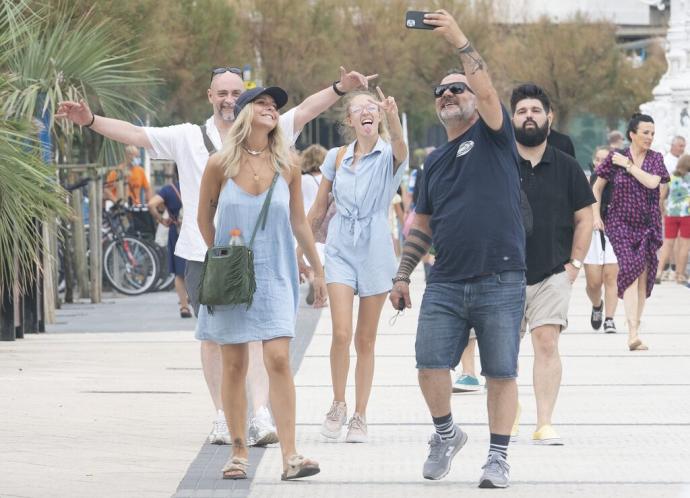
[1,269,688,498]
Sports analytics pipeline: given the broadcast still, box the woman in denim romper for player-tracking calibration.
[307,88,408,442]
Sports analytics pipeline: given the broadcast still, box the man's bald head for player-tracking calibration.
[208,71,245,124]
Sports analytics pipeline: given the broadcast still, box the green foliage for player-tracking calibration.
[0,0,69,291]
[491,15,667,131]
[55,0,242,124]
[1,0,157,291]
[32,0,665,146]
[4,1,158,164]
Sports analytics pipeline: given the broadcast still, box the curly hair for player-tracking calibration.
[300,144,327,174]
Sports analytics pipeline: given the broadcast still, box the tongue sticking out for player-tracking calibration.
[363,123,373,134]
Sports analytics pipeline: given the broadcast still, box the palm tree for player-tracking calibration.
[0,0,158,323]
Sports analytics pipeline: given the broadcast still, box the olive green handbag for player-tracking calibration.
[198,172,279,311]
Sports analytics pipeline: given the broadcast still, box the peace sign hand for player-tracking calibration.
[370,86,398,117]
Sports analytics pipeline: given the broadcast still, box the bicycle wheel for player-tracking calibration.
[103,237,159,295]
[146,240,175,292]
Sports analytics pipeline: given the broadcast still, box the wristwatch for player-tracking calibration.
[568,258,583,270]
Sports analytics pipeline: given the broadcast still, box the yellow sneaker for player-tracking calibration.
[532,424,564,445]
[510,402,521,442]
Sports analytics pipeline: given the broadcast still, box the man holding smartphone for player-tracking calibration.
[391,10,525,488]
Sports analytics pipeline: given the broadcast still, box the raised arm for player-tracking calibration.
[424,10,503,130]
[197,156,224,248]
[56,99,152,149]
[291,67,378,133]
[373,86,408,170]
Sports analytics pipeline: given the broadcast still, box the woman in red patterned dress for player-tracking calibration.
[592,114,670,351]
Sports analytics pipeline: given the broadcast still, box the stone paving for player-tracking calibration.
[1,270,689,498]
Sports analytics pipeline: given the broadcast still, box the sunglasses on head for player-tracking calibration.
[210,67,243,83]
[433,82,474,98]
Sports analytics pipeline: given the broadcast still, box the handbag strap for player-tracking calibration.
[199,124,217,155]
[249,172,280,248]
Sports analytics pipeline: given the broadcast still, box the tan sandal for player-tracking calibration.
[222,456,249,480]
[628,338,649,351]
[281,454,320,481]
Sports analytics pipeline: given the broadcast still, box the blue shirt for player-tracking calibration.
[415,107,526,282]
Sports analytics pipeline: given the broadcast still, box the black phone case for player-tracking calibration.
[405,11,434,30]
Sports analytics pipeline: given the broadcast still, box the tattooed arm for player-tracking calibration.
[389,214,432,310]
[423,9,503,131]
[197,155,224,248]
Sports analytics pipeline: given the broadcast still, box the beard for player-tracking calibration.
[437,97,476,126]
[217,104,235,123]
[514,118,549,147]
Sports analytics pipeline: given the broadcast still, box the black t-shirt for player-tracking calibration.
[519,146,595,285]
[416,107,526,283]
[547,129,576,158]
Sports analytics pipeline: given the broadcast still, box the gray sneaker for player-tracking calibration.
[478,452,511,488]
[422,426,467,480]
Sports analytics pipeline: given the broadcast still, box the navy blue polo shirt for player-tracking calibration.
[416,107,526,283]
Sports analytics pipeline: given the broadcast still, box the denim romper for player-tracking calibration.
[196,175,299,344]
[320,138,407,296]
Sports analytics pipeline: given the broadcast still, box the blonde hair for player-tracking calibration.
[674,154,690,177]
[125,145,139,157]
[300,144,327,174]
[338,91,390,144]
[216,103,291,178]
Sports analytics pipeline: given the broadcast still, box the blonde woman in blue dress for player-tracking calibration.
[307,87,408,442]
[197,87,326,480]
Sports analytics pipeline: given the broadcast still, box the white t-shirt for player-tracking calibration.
[664,153,679,176]
[144,109,298,261]
[300,173,321,215]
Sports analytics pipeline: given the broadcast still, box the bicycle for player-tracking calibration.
[101,202,159,295]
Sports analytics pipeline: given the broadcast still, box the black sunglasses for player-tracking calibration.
[433,82,474,98]
[210,67,243,83]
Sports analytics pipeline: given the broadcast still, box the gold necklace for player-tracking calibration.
[242,144,267,156]
[245,158,263,182]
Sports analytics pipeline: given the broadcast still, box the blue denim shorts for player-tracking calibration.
[415,271,526,379]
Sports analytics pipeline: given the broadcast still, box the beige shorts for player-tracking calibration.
[521,271,572,336]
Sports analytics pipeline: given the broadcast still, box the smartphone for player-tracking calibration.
[405,11,434,30]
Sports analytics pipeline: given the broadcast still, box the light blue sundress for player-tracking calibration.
[195,175,299,344]
[320,138,407,296]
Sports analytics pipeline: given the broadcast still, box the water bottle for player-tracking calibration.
[229,229,244,246]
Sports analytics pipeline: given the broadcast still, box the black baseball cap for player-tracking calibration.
[233,86,288,118]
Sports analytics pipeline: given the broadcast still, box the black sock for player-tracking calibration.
[432,413,457,441]
[605,316,613,321]
[593,301,603,310]
[489,433,510,458]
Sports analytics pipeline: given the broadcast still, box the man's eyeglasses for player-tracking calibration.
[210,67,243,83]
[433,82,474,98]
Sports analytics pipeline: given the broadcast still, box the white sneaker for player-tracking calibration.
[320,400,347,439]
[209,411,231,445]
[345,413,368,443]
[248,406,279,447]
